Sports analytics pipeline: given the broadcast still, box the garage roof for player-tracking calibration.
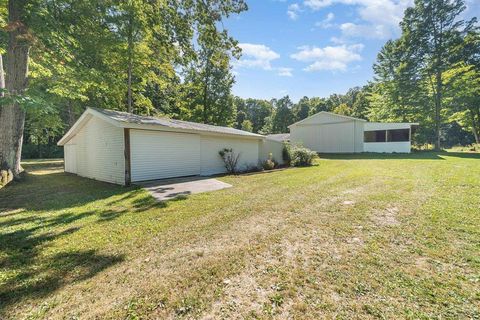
[266,133,290,142]
[58,107,264,145]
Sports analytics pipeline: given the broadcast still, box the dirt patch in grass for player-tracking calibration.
[372,206,400,227]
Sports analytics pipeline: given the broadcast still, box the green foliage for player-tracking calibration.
[282,143,292,166]
[333,103,351,116]
[443,62,480,143]
[293,96,311,121]
[4,0,248,157]
[24,105,64,146]
[282,143,316,167]
[369,0,477,148]
[241,119,253,132]
[271,96,294,133]
[22,144,63,159]
[290,145,317,167]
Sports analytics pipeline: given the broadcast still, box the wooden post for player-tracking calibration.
[124,128,131,186]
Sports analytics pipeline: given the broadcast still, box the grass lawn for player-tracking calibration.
[0,153,479,319]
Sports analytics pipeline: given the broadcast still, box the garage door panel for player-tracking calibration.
[130,130,200,182]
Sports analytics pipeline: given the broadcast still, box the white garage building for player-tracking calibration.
[58,108,283,185]
[288,112,418,154]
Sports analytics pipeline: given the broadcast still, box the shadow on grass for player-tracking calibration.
[318,151,480,160]
[0,217,125,312]
[0,160,177,314]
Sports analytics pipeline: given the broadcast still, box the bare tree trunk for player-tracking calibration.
[202,53,211,124]
[0,54,4,97]
[0,0,31,182]
[66,101,77,128]
[126,12,134,114]
[470,108,480,144]
[434,70,442,150]
[127,62,132,113]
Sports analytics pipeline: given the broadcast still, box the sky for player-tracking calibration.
[225,0,480,102]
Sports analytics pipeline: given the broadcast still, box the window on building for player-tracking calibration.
[364,130,386,142]
[387,129,410,142]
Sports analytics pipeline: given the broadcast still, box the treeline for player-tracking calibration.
[0,0,247,171]
[231,87,369,134]
[235,0,480,150]
[368,0,479,148]
[2,0,479,166]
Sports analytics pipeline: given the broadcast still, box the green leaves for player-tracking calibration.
[370,0,478,146]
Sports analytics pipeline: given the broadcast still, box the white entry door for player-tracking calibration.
[130,130,201,182]
[64,144,77,174]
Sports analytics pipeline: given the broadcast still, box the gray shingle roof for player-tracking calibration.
[266,133,290,142]
[91,108,264,138]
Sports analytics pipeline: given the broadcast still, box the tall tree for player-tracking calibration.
[0,0,248,180]
[272,96,294,133]
[401,0,475,149]
[0,0,32,177]
[444,62,480,143]
[293,96,310,121]
[245,98,273,132]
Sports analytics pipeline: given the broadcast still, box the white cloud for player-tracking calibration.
[330,36,347,44]
[277,67,293,77]
[304,0,414,39]
[287,3,301,20]
[290,44,364,71]
[236,43,280,70]
[315,12,335,28]
[340,22,390,39]
[304,0,333,10]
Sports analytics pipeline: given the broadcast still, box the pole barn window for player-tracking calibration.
[387,129,410,142]
[364,130,386,142]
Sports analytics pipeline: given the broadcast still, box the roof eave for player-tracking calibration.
[120,122,264,139]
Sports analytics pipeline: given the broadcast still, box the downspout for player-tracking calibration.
[124,128,131,186]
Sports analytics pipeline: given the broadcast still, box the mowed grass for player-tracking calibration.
[0,153,479,319]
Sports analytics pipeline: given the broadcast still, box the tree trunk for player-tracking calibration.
[0,0,31,180]
[202,55,211,124]
[126,12,134,114]
[434,70,442,150]
[0,54,4,97]
[66,102,77,128]
[127,61,132,113]
[470,108,480,144]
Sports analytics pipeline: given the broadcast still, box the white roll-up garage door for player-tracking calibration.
[130,130,201,182]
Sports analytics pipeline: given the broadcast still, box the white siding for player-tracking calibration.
[354,121,364,152]
[71,116,125,184]
[364,142,411,153]
[290,120,362,153]
[364,122,412,130]
[260,139,285,165]
[200,135,260,175]
[363,122,413,153]
[64,144,77,173]
[130,130,201,182]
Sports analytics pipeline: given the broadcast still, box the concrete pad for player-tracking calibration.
[137,176,232,201]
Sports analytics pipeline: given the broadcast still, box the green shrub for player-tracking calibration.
[290,145,316,167]
[262,153,276,170]
[282,143,292,166]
